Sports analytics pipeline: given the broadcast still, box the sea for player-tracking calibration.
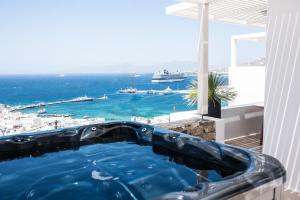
[0,74,198,120]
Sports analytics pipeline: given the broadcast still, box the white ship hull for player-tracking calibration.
[151,79,185,83]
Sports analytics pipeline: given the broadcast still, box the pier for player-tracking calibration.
[38,114,74,118]
[119,88,189,95]
[10,96,108,112]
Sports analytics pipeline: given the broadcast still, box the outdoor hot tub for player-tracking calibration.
[0,122,285,200]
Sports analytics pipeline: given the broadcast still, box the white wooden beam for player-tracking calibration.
[197,3,209,114]
[231,37,238,67]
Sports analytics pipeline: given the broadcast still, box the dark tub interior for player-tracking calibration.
[0,122,285,200]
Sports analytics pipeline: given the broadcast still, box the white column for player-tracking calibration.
[197,2,209,115]
[231,37,237,67]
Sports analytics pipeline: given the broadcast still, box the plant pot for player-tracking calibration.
[208,100,221,118]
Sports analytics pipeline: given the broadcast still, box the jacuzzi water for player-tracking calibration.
[0,141,227,200]
[0,122,286,200]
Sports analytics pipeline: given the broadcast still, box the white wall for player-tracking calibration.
[263,0,300,192]
[229,66,265,106]
[220,105,263,141]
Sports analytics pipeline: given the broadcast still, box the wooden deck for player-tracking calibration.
[225,133,262,153]
[225,134,300,199]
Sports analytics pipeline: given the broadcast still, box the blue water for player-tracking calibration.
[0,142,225,200]
[0,74,197,120]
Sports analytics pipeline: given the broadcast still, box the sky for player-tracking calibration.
[0,0,265,74]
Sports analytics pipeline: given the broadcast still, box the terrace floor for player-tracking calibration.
[225,133,300,199]
[284,190,300,200]
[225,133,262,153]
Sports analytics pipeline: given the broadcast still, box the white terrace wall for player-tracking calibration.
[229,66,265,106]
[263,0,300,192]
[219,105,263,141]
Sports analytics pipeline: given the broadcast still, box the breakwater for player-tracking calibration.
[11,96,108,112]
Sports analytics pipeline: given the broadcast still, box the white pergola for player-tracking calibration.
[166,0,267,115]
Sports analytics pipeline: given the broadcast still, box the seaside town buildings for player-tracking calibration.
[0,104,104,136]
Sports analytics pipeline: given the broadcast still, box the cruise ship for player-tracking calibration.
[151,69,185,83]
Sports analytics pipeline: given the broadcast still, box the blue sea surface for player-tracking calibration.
[0,74,197,120]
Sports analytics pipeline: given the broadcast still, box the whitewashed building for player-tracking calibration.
[166,0,300,194]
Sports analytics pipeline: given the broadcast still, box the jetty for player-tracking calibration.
[38,114,74,118]
[10,95,109,112]
[118,88,189,95]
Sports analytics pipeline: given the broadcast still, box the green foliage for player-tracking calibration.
[184,73,237,106]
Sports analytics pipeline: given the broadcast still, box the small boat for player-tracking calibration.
[99,94,109,100]
[119,87,137,94]
[37,108,47,114]
[70,96,94,102]
[161,86,173,95]
[38,102,46,107]
[147,89,156,94]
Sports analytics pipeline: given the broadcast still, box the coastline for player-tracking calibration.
[0,103,170,136]
[0,104,105,136]
[0,102,195,136]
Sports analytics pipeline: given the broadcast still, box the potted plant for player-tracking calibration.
[184,72,237,118]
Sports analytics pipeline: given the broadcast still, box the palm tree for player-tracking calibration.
[184,72,237,118]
